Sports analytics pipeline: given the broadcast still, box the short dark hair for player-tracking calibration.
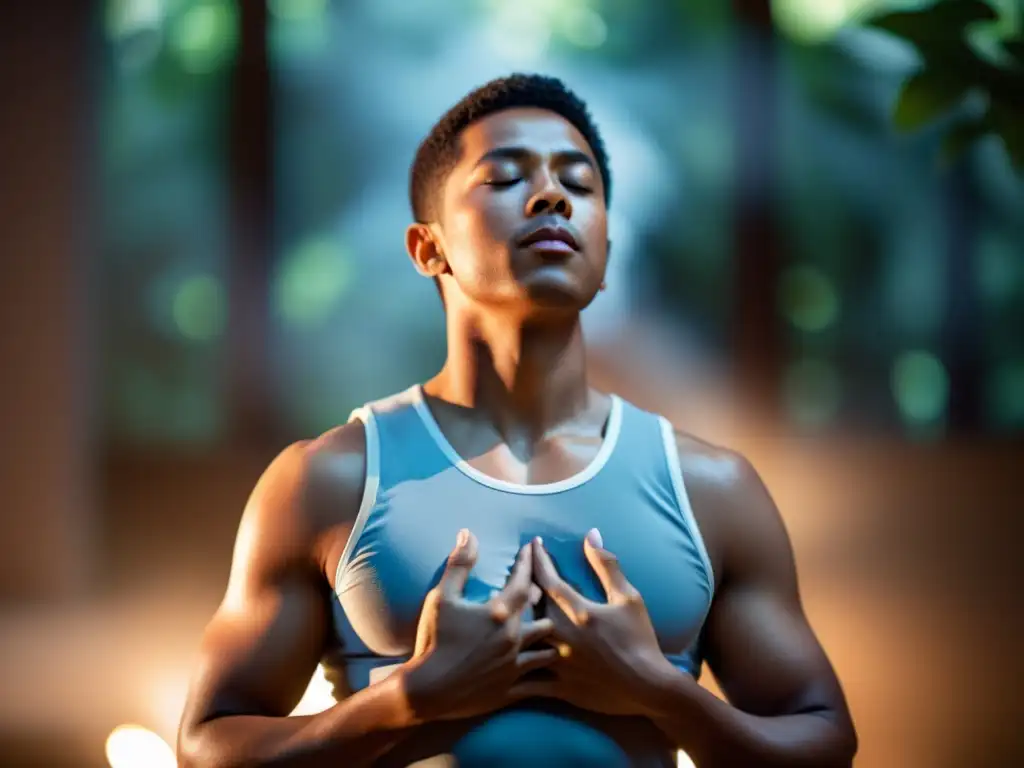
[409,73,612,225]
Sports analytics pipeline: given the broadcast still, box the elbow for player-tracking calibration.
[829,723,859,768]
[176,725,205,768]
[177,720,231,768]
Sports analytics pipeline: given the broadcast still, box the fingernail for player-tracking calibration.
[586,528,603,549]
[534,536,544,547]
[457,529,469,547]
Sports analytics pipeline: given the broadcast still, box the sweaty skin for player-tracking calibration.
[177,106,856,767]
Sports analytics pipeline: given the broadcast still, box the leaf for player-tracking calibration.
[893,70,971,131]
[939,117,991,166]
[989,103,1024,170]
[1002,39,1024,67]
[865,1,999,47]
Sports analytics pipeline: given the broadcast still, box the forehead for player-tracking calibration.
[456,107,596,165]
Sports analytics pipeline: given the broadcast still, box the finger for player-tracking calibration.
[528,583,542,607]
[438,529,478,600]
[496,542,534,617]
[520,617,555,647]
[515,647,559,674]
[582,528,636,603]
[532,537,591,623]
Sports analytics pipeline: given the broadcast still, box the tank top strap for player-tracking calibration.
[604,400,715,599]
[348,386,452,492]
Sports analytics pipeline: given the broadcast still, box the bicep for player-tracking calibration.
[185,572,329,725]
[180,444,331,733]
[701,460,850,724]
[704,579,842,719]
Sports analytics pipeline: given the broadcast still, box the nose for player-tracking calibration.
[525,174,573,220]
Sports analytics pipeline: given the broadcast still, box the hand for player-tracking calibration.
[523,530,678,717]
[399,531,557,722]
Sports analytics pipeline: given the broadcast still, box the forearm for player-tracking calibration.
[179,673,419,768]
[643,670,856,768]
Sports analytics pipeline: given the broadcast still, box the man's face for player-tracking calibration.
[434,107,609,315]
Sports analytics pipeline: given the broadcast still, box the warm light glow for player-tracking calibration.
[678,750,696,768]
[105,724,176,768]
[290,665,336,716]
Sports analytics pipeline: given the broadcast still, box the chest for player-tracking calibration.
[333,469,712,659]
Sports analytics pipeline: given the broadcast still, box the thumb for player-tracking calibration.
[583,528,632,602]
[439,528,478,599]
[452,528,479,564]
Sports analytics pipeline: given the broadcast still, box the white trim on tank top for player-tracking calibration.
[411,384,623,496]
[658,416,716,598]
[334,406,381,592]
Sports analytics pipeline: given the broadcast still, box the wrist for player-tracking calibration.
[393,655,446,726]
[630,654,696,720]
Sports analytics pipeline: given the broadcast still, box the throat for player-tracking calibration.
[414,386,618,490]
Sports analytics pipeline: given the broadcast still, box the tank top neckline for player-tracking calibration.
[409,384,623,496]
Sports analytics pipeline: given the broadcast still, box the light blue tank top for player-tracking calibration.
[321,385,715,767]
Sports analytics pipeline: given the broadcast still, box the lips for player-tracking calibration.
[518,225,579,252]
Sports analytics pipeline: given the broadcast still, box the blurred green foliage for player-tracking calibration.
[865,0,1024,169]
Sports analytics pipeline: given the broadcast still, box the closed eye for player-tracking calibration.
[485,179,520,188]
[563,180,593,193]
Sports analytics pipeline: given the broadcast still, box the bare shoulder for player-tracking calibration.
[669,428,790,586]
[671,429,755,499]
[229,420,369,594]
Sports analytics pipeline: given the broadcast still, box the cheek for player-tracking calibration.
[448,195,510,247]
[576,207,608,255]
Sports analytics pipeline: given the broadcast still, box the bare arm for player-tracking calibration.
[177,427,417,768]
[644,443,857,767]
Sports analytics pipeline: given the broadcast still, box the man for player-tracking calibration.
[177,74,857,767]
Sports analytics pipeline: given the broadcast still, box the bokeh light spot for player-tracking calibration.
[170,0,238,74]
[172,274,226,342]
[105,724,176,768]
[976,232,1021,305]
[106,0,166,40]
[987,359,1024,428]
[778,265,840,333]
[561,7,608,49]
[269,0,328,22]
[784,358,843,428]
[772,0,883,43]
[275,236,352,327]
[891,350,949,425]
[484,1,554,63]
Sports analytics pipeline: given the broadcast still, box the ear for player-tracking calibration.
[406,223,448,278]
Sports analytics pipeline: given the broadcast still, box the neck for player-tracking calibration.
[426,308,591,438]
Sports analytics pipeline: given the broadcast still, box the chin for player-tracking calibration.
[521,282,598,315]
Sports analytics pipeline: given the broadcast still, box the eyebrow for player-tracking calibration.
[472,146,596,171]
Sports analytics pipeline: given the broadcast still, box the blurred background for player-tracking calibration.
[1,0,1022,766]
